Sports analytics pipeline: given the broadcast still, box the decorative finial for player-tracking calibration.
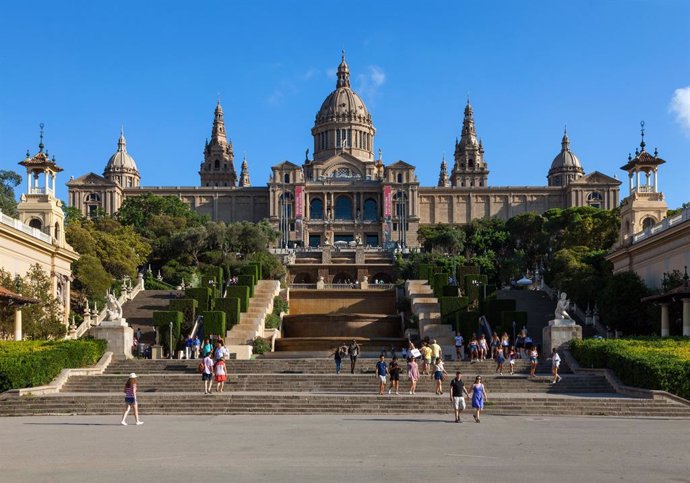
[341,49,345,62]
[38,122,45,152]
[25,149,30,158]
[378,148,382,160]
[640,120,646,150]
[628,153,632,161]
[654,147,658,157]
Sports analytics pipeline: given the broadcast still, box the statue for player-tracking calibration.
[105,292,123,321]
[555,292,571,320]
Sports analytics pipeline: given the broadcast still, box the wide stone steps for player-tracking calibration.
[105,358,562,375]
[61,374,612,394]
[2,393,689,417]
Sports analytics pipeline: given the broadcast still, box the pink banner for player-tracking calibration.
[294,186,303,218]
[383,186,392,218]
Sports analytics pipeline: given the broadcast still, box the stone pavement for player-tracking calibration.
[0,414,688,482]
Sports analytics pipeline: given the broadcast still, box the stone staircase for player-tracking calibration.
[3,358,690,417]
[121,290,181,344]
[405,280,455,353]
[496,289,556,345]
[226,280,281,352]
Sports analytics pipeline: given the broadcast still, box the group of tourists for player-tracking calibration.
[198,339,230,394]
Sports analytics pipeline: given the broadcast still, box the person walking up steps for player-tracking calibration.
[376,355,388,395]
[333,346,342,374]
[450,371,470,423]
[495,347,505,375]
[433,357,447,395]
[120,373,143,426]
[407,356,419,394]
[549,348,562,383]
[388,356,401,395]
[201,352,214,395]
[349,339,361,374]
[471,375,488,423]
[214,357,227,393]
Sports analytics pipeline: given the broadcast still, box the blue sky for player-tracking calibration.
[1,0,689,209]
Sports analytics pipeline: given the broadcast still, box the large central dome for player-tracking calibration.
[311,53,376,163]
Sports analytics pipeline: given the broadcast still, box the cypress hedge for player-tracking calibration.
[200,311,226,339]
[238,274,255,296]
[226,286,250,312]
[153,310,184,354]
[0,339,107,392]
[185,287,213,311]
[215,297,241,329]
[168,298,198,323]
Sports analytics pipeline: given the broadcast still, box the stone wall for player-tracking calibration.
[289,289,396,315]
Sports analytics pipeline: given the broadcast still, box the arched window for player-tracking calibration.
[363,198,377,221]
[284,173,290,184]
[642,217,655,230]
[279,191,294,218]
[468,158,474,168]
[334,196,353,220]
[29,218,42,230]
[54,222,60,241]
[310,198,323,220]
[397,173,403,183]
[393,191,407,218]
[587,192,603,209]
[214,159,220,170]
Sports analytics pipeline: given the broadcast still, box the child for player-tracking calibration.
[508,346,516,375]
[214,358,227,393]
[121,373,143,426]
[495,347,505,376]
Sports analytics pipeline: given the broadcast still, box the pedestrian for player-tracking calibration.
[516,330,526,358]
[201,351,214,395]
[333,346,342,374]
[490,332,500,359]
[220,340,229,360]
[349,339,361,374]
[192,335,201,359]
[469,334,479,363]
[214,357,227,393]
[529,346,539,377]
[471,375,488,423]
[549,348,562,383]
[478,334,488,361]
[501,332,510,356]
[495,347,505,375]
[508,346,516,375]
[421,342,432,375]
[430,339,442,362]
[433,357,447,395]
[376,355,388,395]
[184,336,193,359]
[450,371,470,423]
[454,332,464,361]
[120,373,143,426]
[201,338,212,358]
[135,327,143,341]
[407,356,419,395]
[388,356,401,395]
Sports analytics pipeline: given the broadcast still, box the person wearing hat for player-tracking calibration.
[121,373,143,426]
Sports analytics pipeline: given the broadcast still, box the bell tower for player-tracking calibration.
[17,124,67,247]
[199,99,237,187]
[618,122,667,245]
[450,98,489,187]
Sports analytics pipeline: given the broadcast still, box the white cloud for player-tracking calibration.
[670,86,690,134]
[356,65,386,101]
[302,67,319,80]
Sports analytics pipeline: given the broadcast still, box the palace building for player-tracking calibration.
[67,54,620,248]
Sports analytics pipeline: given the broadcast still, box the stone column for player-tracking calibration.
[14,308,22,341]
[683,299,690,337]
[660,303,670,337]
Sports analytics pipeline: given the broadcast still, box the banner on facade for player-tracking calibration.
[295,186,303,218]
[383,185,392,218]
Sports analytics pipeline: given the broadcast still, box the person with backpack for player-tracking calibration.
[200,352,214,395]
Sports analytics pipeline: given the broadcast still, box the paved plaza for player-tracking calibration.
[0,414,688,482]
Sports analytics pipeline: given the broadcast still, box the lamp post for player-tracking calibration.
[169,321,173,359]
[512,320,516,347]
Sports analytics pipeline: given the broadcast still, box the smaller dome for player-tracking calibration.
[550,129,582,171]
[105,130,138,173]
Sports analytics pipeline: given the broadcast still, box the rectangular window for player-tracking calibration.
[337,130,341,147]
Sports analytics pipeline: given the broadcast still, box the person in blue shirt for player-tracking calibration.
[192,336,201,359]
[375,355,388,395]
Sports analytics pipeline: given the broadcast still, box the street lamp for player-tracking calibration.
[512,320,516,347]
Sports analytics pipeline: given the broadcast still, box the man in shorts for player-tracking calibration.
[201,352,214,395]
[454,333,464,361]
[375,355,388,395]
[430,339,442,362]
[450,371,470,423]
[420,342,432,375]
[550,348,562,383]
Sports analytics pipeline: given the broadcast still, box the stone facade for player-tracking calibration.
[67,54,620,248]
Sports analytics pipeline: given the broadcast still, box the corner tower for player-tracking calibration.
[311,52,376,163]
[200,100,237,187]
[618,122,667,244]
[450,99,489,187]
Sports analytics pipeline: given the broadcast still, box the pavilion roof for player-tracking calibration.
[0,286,39,305]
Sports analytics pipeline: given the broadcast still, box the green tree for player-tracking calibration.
[598,271,652,335]
[72,254,112,299]
[418,224,466,254]
[0,170,22,217]
[117,193,205,231]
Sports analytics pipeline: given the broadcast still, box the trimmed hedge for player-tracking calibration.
[201,275,221,299]
[455,310,480,338]
[226,286,250,312]
[418,264,433,283]
[168,298,198,323]
[463,274,488,303]
[201,311,226,339]
[153,310,184,354]
[571,338,690,399]
[238,275,255,297]
[241,263,261,282]
[442,286,459,297]
[185,287,213,312]
[432,272,449,298]
[440,296,470,317]
[485,299,517,328]
[214,297,241,330]
[0,339,107,392]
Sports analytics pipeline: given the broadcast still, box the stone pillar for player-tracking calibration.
[660,303,670,337]
[542,319,582,354]
[683,299,690,337]
[91,318,134,360]
[14,308,22,341]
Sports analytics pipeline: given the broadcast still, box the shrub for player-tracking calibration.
[0,339,107,392]
[464,274,488,303]
[418,264,433,282]
[238,275,255,296]
[456,266,481,281]
[571,338,690,399]
[226,286,250,312]
[185,287,212,312]
[168,299,198,323]
[214,298,241,330]
[439,296,470,319]
[252,337,271,355]
[200,275,221,299]
[144,273,176,290]
[456,310,480,337]
[432,272,449,298]
[200,311,226,339]
[153,310,184,355]
[442,286,459,297]
[265,313,281,329]
[272,296,288,315]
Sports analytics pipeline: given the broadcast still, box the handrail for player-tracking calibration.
[189,314,204,339]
